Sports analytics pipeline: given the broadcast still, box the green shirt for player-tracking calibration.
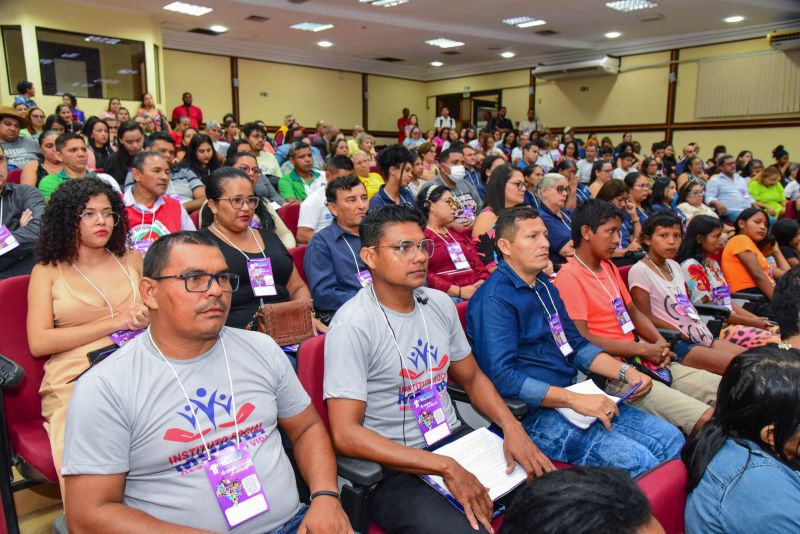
[278,169,325,202]
[748,179,785,216]
[39,169,96,201]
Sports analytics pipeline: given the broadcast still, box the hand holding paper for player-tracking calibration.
[501,421,555,478]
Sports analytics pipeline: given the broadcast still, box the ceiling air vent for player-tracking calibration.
[441,50,461,55]
[640,13,665,22]
[246,15,269,22]
[375,57,404,62]
[188,28,220,36]
[535,29,558,36]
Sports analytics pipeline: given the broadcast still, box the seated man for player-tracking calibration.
[0,144,45,279]
[305,174,369,319]
[552,200,721,436]
[324,206,554,534]
[369,144,415,209]
[278,142,326,204]
[124,151,196,254]
[468,206,683,476]
[0,106,39,170]
[38,133,119,201]
[62,232,352,534]
[431,148,482,232]
[296,155,354,244]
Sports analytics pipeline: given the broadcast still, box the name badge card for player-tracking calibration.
[410,387,451,446]
[0,226,20,256]
[249,218,261,229]
[711,285,732,310]
[131,239,153,255]
[355,269,373,288]
[109,329,144,347]
[548,313,573,356]
[612,297,635,334]
[461,207,475,221]
[675,294,700,320]
[446,241,470,271]
[247,258,277,297]
[204,445,270,529]
[166,194,183,203]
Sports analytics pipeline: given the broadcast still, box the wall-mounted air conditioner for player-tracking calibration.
[768,29,800,51]
[532,56,621,80]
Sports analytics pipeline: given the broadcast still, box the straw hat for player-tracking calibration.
[0,106,29,128]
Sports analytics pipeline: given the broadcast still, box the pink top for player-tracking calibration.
[424,227,489,293]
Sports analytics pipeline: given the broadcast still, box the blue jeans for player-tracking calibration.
[270,504,308,534]
[522,403,684,477]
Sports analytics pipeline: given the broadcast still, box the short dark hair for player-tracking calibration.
[771,218,800,248]
[651,141,667,153]
[143,231,219,278]
[359,205,424,249]
[496,205,539,243]
[572,200,622,247]
[132,150,166,172]
[641,211,683,240]
[16,80,33,94]
[437,147,460,164]
[55,132,85,152]
[63,92,77,108]
[325,174,364,204]
[288,141,311,159]
[500,467,653,534]
[145,131,175,148]
[242,122,267,138]
[772,266,800,338]
[327,154,355,173]
[376,144,415,178]
[118,120,144,142]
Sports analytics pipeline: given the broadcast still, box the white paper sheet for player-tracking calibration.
[555,380,622,430]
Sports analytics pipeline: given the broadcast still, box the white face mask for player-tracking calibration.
[448,164,466,182]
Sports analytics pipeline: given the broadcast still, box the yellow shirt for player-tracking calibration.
[359,173,385,200]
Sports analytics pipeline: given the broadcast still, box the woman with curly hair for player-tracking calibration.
[27,178,148,493]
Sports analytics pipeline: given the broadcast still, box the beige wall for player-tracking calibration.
[367,75,427,134]
[238,59,361,129]
[164,50,232,125]
[0,0,163,118]
[672,127,797,166]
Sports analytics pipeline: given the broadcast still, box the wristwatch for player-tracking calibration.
[618,363,633,382]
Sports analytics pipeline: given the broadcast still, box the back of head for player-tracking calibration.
[145,131,174,149]
[327,154,355,174]
[500,467,653,534]
[771,265,800,338]
[359,205,423,249]
[682,345,800,491]
[770,218,800,248]
[572,200,622,248]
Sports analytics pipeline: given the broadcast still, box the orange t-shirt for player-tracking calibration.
[553,258,636,342]
[721,234,773,292]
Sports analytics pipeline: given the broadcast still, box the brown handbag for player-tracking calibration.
[255,300,315,347]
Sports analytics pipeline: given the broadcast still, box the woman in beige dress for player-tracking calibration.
[27,178,148,494]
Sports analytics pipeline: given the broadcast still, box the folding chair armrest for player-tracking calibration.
[694,303,731,320]
[336,455,383,487]
[0,353,24,388]
[657,329,682,343]
[731,291,768,304]
[447,382,529,419]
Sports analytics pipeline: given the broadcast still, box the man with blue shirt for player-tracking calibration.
[369,144,415,209]
[705,154,754,223]
[13,81,37,109]
[467,205,684,476]
[297,155,355,244]
[305,174,369,319]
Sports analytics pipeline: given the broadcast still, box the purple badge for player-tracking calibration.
[675,294,700,320]
[446,241,470,271]
[711,285,732,310]
[204,445,269,529]
[612,297,635,334]
[131,239,153,255]
[355,269,373,288]
[247,258,277,297]
[548,313,573,356]
[109,329,144,347]
[409,387,451,446]
[0,225,20,256]
[249,218,261,229]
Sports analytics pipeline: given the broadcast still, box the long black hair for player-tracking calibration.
[178,133,220,182]
[484,164,520,213]
[649,177,674,207]
[676,215,724,264]
[770,218,800,250]
[201,166,272,230]
[588,159,612,186]
[415,183,450,223]
[733,207,768,236]
[37,178,129,265]
[683,345,800,491]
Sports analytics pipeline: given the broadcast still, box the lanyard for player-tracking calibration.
[342,235,363,277]
[646,256,683,298]
[428,227,456,247]
[573,255,621,303]
[147,328,240,461]
[71,252,138,317]
[0,196,4,224]
[556,209,571,231]
[212,223,266,261]
[530,277,559,319]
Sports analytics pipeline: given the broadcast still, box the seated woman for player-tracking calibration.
[748,166,785,221]
[535,172,575,268]
[677,181,719,222]
[418,142,440,181]
[683,345,800,534]
[596,180,643,265]
[676,155,708,191]
[352,149,384,200]
[405,151,425,198]
[772,218,800,268]
[722,208,791,311]
[472,164,526,270]
[629,212,745,375]
[623,171,651,227]
[418,184,489,300]
[648,177,687,226]
[199,167,325,334]
[677,215,778,349]
[587,159,613,199]
[522,163,544,208]
[20,131,61,187]
[27,178,148,492]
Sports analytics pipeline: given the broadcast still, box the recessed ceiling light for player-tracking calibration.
[724,15,744,23]
[290,22,334,32]
[503,17,547,28]
[605,31,622,39]
[209,25,228,33]
[360,0,409,6]
[85,35,121,44]
[163,2,213,16]
[605,0,658,12]
[501,51,516,58]
[430,61,443,67]
[317,40,334,47]
[426,38,465,49]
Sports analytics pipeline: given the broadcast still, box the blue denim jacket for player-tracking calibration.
[685,439,800,534]
[466,262,603,409]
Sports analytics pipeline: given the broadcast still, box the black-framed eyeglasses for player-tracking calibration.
[370,239,435,259]
[508,180,526,192]
[151,272,240,292]
[220,196,260,210]
[236,164,262,177]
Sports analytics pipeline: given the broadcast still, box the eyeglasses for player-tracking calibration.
[370,239,435,259]
[151,271,240,293]
[636,183,652,190]
[220,196,260,210]
[555,185,571,194]
[236,164,262,177]
[441,198,459,208]
[687,189,705,197]
[508,180,527,192]
[79,209,119,226]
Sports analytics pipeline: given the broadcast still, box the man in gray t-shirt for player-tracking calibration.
[323,206,553,534]
[62,232,351,534]
[0,107,39,170]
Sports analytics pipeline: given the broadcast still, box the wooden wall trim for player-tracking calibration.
[230,57,240,123]
[362,74,369,130]
[665,49,679,142]
[529,71,536,115]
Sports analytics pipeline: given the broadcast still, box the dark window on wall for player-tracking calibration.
[35,28,146,101]
[2,26,28,95]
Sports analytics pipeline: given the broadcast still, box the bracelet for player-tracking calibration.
[631,218,640,224]
[618,363,632,382]
[310,490,340,501]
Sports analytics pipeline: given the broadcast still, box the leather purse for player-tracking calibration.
[255,300,315,347]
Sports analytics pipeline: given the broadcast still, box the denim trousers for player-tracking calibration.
[269,504,308,534]
[522,403,685,477]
